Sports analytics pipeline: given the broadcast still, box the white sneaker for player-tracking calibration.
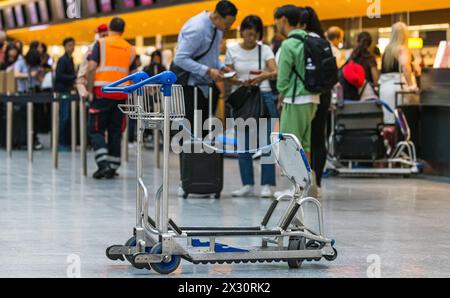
[260,185,273,198]
[307,171,319,198]
[317,187,322,198]
[232,185,255,198]
[177,186,184,197]
[274,187,296,200]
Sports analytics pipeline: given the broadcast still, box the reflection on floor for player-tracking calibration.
[1,149,450,278]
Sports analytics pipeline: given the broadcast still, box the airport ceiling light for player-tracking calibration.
[80,45,89,55]
[51,45,61,56]
[377,37,391,53]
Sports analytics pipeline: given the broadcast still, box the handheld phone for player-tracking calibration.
[223,71,237,78]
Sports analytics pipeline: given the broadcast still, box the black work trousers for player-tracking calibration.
[311,91,332,188]
[89,97,126,170]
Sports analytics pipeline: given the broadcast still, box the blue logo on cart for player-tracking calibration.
[191,239,249,253]
[300,149,311,173]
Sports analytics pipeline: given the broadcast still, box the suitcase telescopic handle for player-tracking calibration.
[102,71,178,96]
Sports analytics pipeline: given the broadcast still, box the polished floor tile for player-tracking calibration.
[1,148,450,278]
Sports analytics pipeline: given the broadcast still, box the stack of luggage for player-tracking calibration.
[333,100,385,161]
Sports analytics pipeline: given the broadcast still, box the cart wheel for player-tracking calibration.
[287,236,306,269]
[106,245,125,261]
[125,237,151,270]
[183,193,188,199]
[324,247,338,261]
[149,243,181,275]
[214,193,220,199]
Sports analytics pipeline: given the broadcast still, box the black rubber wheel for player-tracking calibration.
[287,236,306,269]
[183,193,188,199]
[125,237,151,270]
[124,237,135,263]
[324,247,338,261]
[106,246,125,261]
[149,243,181,275]
[214,193,221,199]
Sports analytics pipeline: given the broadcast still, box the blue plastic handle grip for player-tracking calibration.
[300,149,312,173]
[102,71,178,95]
[101,71,149,93]
[377,99,402,128]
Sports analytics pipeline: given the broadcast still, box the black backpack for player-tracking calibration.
[289,33,338,95]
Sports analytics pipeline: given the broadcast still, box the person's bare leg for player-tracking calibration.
[273,119,280,133]
[305,151,320,198]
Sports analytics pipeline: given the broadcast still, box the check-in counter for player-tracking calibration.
[401,68,450,177]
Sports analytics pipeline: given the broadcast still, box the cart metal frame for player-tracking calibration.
[103,71,337,274]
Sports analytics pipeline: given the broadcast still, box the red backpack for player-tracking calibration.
[338,60,367,101]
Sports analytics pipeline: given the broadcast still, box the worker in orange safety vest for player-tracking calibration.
[87,17,138,179]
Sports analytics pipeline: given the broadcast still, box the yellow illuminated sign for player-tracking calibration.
[409,37,424,49]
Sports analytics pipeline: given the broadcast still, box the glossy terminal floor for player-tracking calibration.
[1,147,450,278]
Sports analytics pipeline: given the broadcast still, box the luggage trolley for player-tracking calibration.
[327,97,421,177]
[103,71,337,274]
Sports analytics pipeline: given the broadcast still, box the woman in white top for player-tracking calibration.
[225,15,278,198]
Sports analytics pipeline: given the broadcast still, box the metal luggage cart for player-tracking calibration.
[103,71,337,274]
[327,96,421,177]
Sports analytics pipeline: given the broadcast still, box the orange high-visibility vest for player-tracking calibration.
[94,35,136,87]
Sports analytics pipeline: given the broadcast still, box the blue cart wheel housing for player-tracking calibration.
[149,243,181,274]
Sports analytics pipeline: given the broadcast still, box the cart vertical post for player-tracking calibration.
[161,92,171,234]
[122,117,129,163]
[136,94,144,230]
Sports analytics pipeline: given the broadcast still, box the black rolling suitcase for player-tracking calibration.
[334,129,385,160]
[180,86,223,199]
[333,100,385,161]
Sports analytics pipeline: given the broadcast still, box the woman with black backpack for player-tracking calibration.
[273,6,327,199]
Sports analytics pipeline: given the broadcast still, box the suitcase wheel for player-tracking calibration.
[183,193,188,199]
[214,193,220,199]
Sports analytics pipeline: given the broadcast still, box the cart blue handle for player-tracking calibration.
[102,71,178,96]
[378,99,402,128]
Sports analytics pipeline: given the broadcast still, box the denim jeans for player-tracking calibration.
[238,91,279,186]
[59,93,71,147]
